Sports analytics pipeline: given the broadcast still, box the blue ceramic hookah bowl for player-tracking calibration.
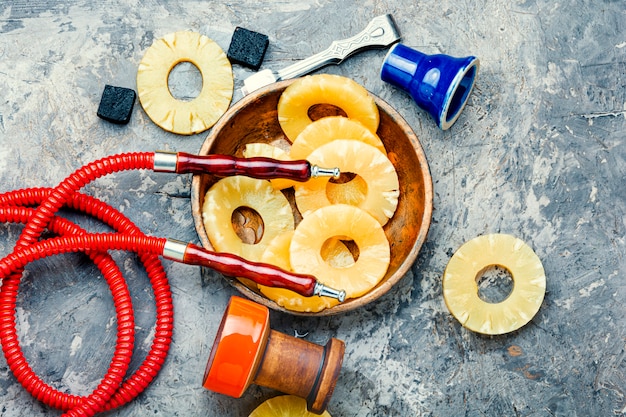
[380,43,479,130]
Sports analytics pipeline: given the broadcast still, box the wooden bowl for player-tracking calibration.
[191,79,433,315]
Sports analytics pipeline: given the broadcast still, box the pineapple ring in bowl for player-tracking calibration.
[202,176,294,261]
[257,231,352,313]
[442,234,546,335]
[290,204,390,300]
[191,79,433,316]
[294,139,399,226]
[277,74,379,141]
[289,116,387,160]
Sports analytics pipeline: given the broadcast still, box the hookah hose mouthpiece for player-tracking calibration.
[0,151,344,417]
[152,150,340,180]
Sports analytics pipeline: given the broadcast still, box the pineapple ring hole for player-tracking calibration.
[168,61,203,101]
[476,264,514,304]
[326,172,368,206]
[231,206,264,244]
[321,237,360,265]
[329,172,357,184]
[307,104,348,121]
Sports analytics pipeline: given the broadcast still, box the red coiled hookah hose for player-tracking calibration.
[0,151,344,416]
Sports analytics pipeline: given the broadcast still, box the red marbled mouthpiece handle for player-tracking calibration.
[162,240,345,301]
[157,151,339,181]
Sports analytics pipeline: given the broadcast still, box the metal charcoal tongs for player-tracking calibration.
[241,14,401,96]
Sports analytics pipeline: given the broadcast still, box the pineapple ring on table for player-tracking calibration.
[442,234,546,335]
[249,395,332,417]
[202,176,294,262]
[290,204,390,300]
[137,31,233,135]
[277,74,379,141]
[258,231,354,313]
[295,139,399,226]
[289,116,386,160]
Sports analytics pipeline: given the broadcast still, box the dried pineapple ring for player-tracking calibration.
[443,234,546,335]
[202,176,294,261]
[289,116,386,160]
[295,139,399,226]
[290,204,390,300]
[137,31,233,135]
[258,231,353,313]
[249,395,332,417]
[277,74,379,141]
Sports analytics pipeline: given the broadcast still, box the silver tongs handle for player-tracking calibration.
[276,14,401,81]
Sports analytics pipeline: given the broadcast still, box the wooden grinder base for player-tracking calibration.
[203,296,345,414]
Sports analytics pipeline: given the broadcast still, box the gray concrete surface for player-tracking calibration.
[0,1,625,416]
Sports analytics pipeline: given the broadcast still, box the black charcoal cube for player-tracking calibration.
[97,85,136,125]
[227,27,269,71]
